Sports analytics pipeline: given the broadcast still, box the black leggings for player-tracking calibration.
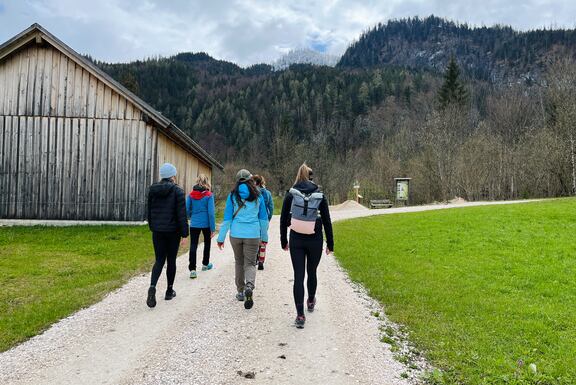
[151,232,181,287]
[289,233,323,316]
[188,227,212,271]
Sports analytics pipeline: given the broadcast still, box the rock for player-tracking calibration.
[529,363,537,374]
[278,355,286,359]
[237,370,256,379]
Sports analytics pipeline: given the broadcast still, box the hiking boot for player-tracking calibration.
[244,288,254,309]
[165,288,177,300]
[258,261,264,270]
[146,287,156,308]
[236,291,245,301]
[202,263,213,271]
[190,270,198,279]
[295,315,306,328]
[307,298,316,312]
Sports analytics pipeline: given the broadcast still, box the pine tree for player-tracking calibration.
[438,57,468,109]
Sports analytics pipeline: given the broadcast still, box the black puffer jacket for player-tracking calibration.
[147,179,189,237]
[280,181,334,251]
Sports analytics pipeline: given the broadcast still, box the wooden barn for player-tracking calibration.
[0,24,223,221]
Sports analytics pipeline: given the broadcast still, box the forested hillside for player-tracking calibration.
[339,15,576,82]
[98,17,576,205]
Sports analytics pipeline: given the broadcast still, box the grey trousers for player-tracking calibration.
[230,237,260,292]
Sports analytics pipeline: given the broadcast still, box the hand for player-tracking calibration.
[180,238,188,247]
[325,247,333,255]
[211,232,216,239]
[283,242,289,251]
[217,242,224,250]
[260,241,268,247]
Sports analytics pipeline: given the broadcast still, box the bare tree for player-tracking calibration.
[546,59,576,195]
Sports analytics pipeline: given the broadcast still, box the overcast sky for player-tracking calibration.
[0,0,575,66]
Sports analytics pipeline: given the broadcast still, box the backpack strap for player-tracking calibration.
[232,199,246,219]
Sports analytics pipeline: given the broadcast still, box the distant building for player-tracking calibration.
[0,24,222,221]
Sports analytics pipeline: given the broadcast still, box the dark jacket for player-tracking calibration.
[147,179,189,237]
[280,181,334,251]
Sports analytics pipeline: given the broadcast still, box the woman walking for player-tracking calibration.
[146,163,189,308]
[280,163,333,328]
[217,169,269,309]
[252,175,273,270]
[186,174,216,279]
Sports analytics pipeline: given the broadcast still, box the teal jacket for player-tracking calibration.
[259,187,274,221]
[217,183,269,242]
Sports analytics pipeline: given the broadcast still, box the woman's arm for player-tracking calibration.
[217,195,234,243]
[280,193,292,249]
[208,195,216,233]
[266,190,274,221]
[185,195,192,220]
[320,196,334,252]
[176,187,189,238]
[258,195,269,242]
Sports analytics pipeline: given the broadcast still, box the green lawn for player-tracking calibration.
[334,199,576,384]
[0,225,170,352]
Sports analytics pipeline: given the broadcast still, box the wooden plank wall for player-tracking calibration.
[156,132,212,195]
[0,42,179,220]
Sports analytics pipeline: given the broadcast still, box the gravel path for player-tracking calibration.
[0,200,537,385]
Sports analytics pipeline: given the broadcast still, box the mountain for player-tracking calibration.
[98,53,273,132]
[338,15,576,82]
[96,16,576,205]
[272,48,339,70]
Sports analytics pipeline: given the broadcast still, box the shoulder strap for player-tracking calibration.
[232,199,246,219]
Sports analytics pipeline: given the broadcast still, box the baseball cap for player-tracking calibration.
[236,169,252,182]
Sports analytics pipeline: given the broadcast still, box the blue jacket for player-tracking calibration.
[259,187,274,221]
[186,185,216,232]
[217,183,269,243]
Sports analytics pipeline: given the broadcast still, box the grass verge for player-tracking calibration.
[0,225,177,352]
[334,198,576,384]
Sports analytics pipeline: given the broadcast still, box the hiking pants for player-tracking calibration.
[230,237,260,292]
[151,231,181,287]
[289,233,323,316]
[188,227,211,271]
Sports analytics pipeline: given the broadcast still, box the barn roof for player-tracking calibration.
[0,23,224,171]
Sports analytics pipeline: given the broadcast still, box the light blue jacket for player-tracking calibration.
[217,183,269,243]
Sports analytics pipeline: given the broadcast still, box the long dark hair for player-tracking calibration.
[231,179,260,204]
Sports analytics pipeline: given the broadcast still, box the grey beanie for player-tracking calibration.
[160,163,177,179]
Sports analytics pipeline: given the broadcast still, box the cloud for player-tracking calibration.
[0,0,575,66]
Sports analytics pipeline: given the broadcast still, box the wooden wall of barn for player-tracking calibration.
[0,42,211,220]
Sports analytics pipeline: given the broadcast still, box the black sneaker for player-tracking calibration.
[244,288,254,309]
[295,315,306,328]
[165,288,177,300]
[146,287,156,308]
[307,298,316,312]
[258,261,264,270]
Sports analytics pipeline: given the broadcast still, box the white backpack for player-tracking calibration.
[289,188,324,234]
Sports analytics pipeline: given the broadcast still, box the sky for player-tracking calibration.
[0,0,575,66]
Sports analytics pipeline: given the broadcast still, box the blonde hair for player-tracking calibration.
[294,163,312,185]
[196,174,211,190]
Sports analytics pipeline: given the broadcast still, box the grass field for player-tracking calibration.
[334,199,576,384]
[0,225,174,352]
